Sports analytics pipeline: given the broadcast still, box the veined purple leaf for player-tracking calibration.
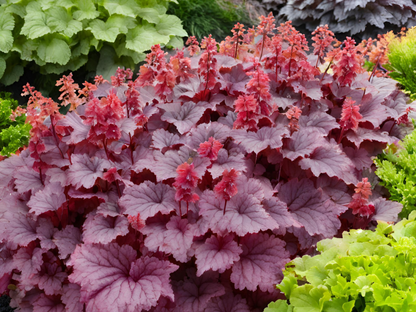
[141,217,169,252]
[299,140,358,184]
[33,293,65,312]
[230,233,289,292]
[36,218,57,250]
[58,111,90,145]
[0,152,32,188]
[173,76,203,100]
[119,181,176,220]
[27,183,66,216]
[53,225,82,259]
[199,191,278,236]
[173,269,225,312]
[215,54,239,69]
[282,128,326,161]
[194,234,242,277]
[343,146,373,171]
[278,179,345,237]
[45,168,67,187]
[345,127,393,147]
[359,93,390,128]
[232,125,289,154]
[236,176,270,202]
[299,109,340,134]
[67,154,111,189]
[129,146,155,173]
[219,64,251,96]
[69,243,178,312]
[14,166,43,194]
[151,129,183,151]
[0,243,15,278]
[159,216,195,263]
[288,226,324,250]
[186,122,231,149]
[204,293,251,312]
[291,80,323,100]
[31,252,67,296]
[13,247,44,281]
[61,283,82,312]
[151,146,210,181]
[316,175,352,207]
[381,90,407,119]
[263,197,302,236]
[161,102,205,134]
[372,197,402,223]
[97,190,121,217]
[209,148,247,179]
[82,213,129,245]
[5,212,38,247]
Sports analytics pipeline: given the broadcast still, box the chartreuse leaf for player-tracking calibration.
[0,11,14,53]
[102,0,140,17]
[106,15,137,34]
[72,0,100,21]
[264,300,293,312]
[126,22,170,52]
[20,2,51,39]
[290,284,331,312]
[37,36,71,65]
[87,19,120,42]
[156,14,187,37]
[46,7,82,37]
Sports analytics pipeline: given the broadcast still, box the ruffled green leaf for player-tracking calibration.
[156,14,187,37]
[87,19,120,42]
[0,11,14,53]
[102,0,140,17]
[20,2,51,39]
[126,23,170,52]
[47,7,82,37]
[37,37,71,64]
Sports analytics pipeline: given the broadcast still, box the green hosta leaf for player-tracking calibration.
[47,7,82,37]
[106,15,137,34]
[264,300,293,312]
[0,57,5,79]
[72,0,100,21]
[156,14,187,37]
[20,2,51,39]
[126,23,170,52]
[87,19,120,42]
[37,37,71,65]
[0,12,14,53]
[102,0,140,17]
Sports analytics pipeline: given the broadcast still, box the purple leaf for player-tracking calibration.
[230,233,289,292]
[291,80,323,100]
[345,127,393,147]
[186,122,231,149]
[204,293,251,312]
[359,93,390,128]
[199,191,278,236]
[159,216,195,263]
[5,212,38,247]
[14,166,43,194]
[97,191,121,217]
[119,181,176,220]
[282,128,326,161]
[232,125,289,154]
[45,168,67,187]
[151,146,210,181]
[67,154,111,189]
[381,90,407,119]
[173,269,225,312]
[31,252,67,295]
[53,225,82,259]
[27,183,66,215]
[209,148,247,179]
[141,217,169,252]
[59,111,90,144]
[263,197,302,236]
[236,176,272,202]
[299,109,340,134]
[173,76,203,100]
[278,179,345,237]
[288,226,324,250]
[316,175,352,207]
[194,234,242,277]
[299,140,358,184]
[214,54,239,69]
[33,294,65,312]
[13,247,44,281]
[372,197,402,223]
[36,218,57,250]
[0,152,32,188]
[343,146,373,170]
[82,213,129,244]
[61,283,83,312]
[161,102,205,134]
[69,243,178,312]
[151,129,183,150]
[219,64,251,96]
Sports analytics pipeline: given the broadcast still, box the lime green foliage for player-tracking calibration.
[265,213,416,312]
[375,127,416,219]
[167,0,253,41]
[0,0,187,85]
[387,27,416,101]
[0,92,31,157]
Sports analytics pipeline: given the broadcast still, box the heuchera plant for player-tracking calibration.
[0,15,409,311]
[266,213,416,312]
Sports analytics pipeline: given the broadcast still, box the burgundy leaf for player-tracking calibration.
[45,168,67,187]
[0,152,32,188]
[141,217,169,252]
[27,183,66,215]
[263,197,302,236]
[316,175,352,207]
[173,76,203,99]
[82,213,129,244]
[5,212,38,247]
[59,111,91,144]
[13,247,44,281]
[219,64,251,96]
[230,233,289,292]
[299,109,340,134]
[33,294,65,312]
[278,179,345,237]
[282,128,326,161]
[381,90,407,119]
[151,129,183,150]
[232,125,289,154]
[209,148,247,179]
[31,252,67,295]
[299,140,358,184]
[53,225,82,259]
[119,181,176,220]
[161,102,205,134]
[173,269,225,312]
[343,146,373,170]
[291,80,323,100]
[372,197,402,223]
[204,293,251,312]
[345,127,393,147]
[36,218,57,250]
[199,191,278,236]
[359,93,390,128]
[186,122,231,150]
[69,243,178,312]
[67,154,111,189]
[14,166,43,194]
[61,283,83,312]
[194,234,242,276]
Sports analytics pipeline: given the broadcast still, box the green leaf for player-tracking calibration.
[0,57,5,79]
[155,14,187,37]
[277,275,298,299]
[47,7,83,37]
[290,284,331,312]
[20,2,51,39]
[72,0,100,21]
[106,15,137,34]
[96,44,122,80]
[136,6,164,24]
[0,12,14,53]
[37,37,71,65]
[165,36,184,49]
[87,19,120,42]
[102,0,140,17]
[126,23,170,52]
[0,64,23,86]
[264,300,293,312]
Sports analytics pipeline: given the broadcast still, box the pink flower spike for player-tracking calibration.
[340,98,362,131]
[214,169,239,214]
[128,213,145,231]
[173,162,199,190]
[197,137,223,161]
[355,177,372,200]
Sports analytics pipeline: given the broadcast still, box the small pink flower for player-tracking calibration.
[197,137,223,161]
[128,213,145,231]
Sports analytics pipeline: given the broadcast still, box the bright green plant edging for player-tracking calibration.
[0,92,30,157]
[266,212,416,311]
[0,0,187,85]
